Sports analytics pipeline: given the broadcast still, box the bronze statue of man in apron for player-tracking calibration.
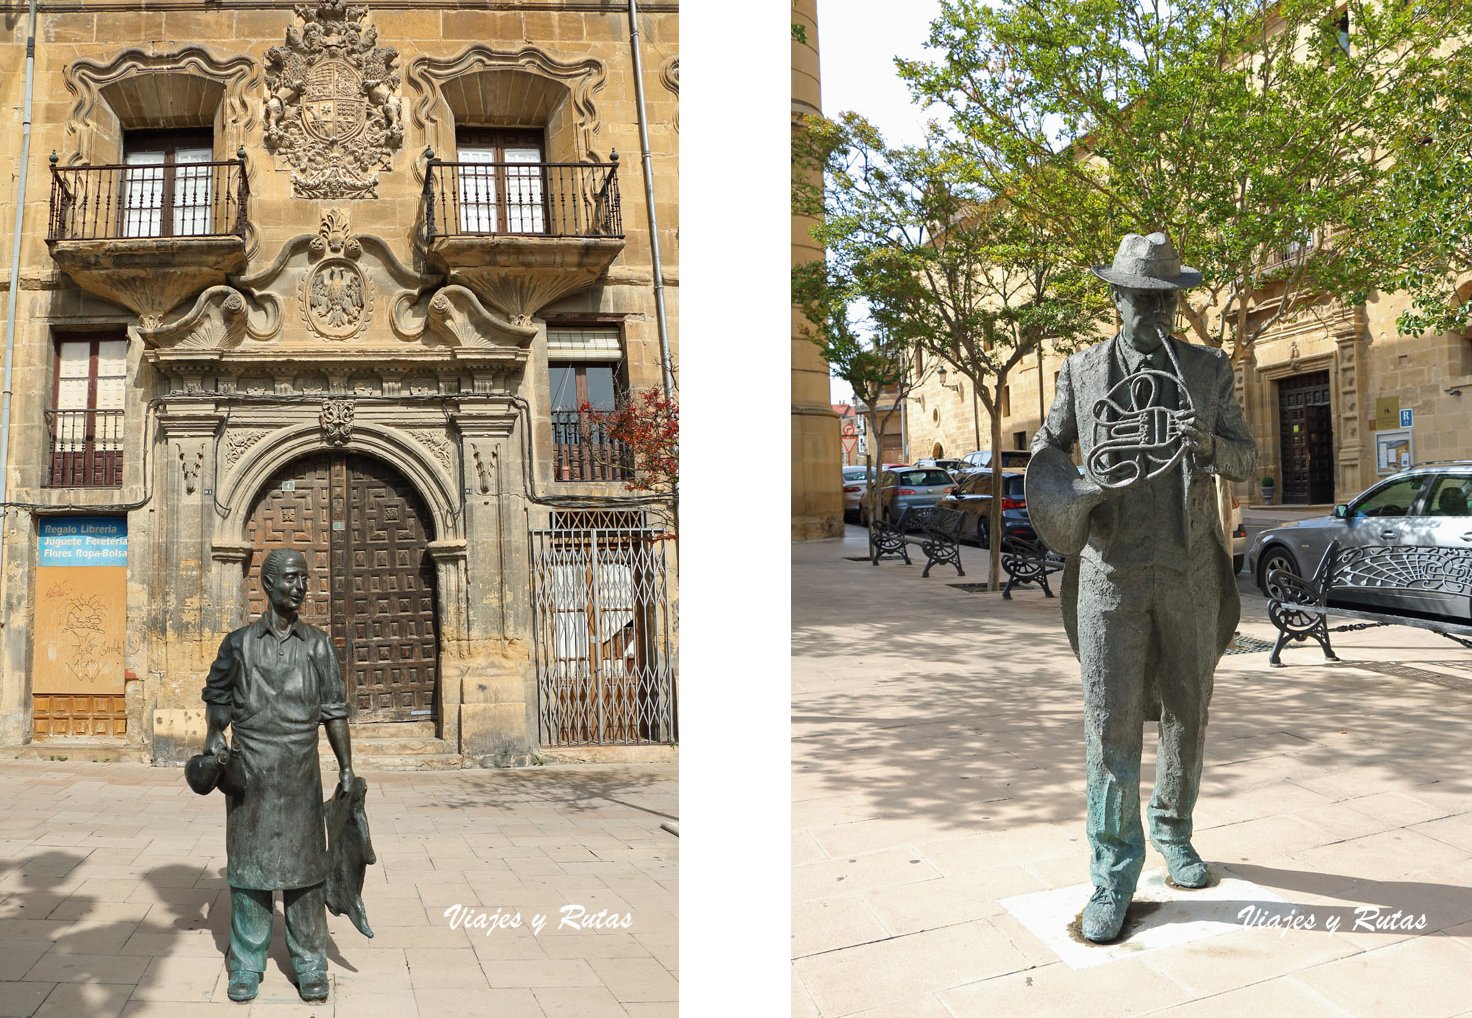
[200,548,354,1002]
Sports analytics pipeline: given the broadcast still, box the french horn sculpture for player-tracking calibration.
[1026,329,1195,556]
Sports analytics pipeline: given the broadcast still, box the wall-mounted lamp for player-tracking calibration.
[937,365,962,393]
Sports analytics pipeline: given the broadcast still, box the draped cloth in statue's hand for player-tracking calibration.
[324,775,376,938]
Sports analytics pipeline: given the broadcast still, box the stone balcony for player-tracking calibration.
[420,154,625,324]
[46,154,249,328]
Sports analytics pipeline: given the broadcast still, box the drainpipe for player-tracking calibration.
[626,0,674,397]
[0,0,39,613]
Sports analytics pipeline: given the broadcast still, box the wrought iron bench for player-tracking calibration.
[1000,535,1064,600]
[868,506,966,578]
[1266,540,1472,667]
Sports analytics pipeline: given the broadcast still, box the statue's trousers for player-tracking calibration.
[1075,554,1218,896]
[229,883,328,979]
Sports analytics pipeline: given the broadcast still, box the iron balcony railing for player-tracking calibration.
[47,153,249,242]
[423,156,623,241]
[45,409,124,487]
[552,410,633,483]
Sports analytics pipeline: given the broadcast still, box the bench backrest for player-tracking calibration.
[897,506,966,539]
[1321,540,1472,597]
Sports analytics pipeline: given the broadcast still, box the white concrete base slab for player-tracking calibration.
[1000,868,1287,970]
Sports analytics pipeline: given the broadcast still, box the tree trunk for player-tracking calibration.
[864,408,881,558]
[988,374,1005,593]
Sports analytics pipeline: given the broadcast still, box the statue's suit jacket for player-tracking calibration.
[1033,335,1258,663]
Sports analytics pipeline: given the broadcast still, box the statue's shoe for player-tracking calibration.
[1081,886,1130,943]
[1157,842,1210,888]
[226,971,259,1003]
[297,974,329,1003]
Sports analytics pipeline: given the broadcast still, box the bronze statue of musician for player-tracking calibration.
[1028,232,1258,943]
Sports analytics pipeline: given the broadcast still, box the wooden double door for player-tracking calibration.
[244,453,438,723]
[1277,371,1334,505]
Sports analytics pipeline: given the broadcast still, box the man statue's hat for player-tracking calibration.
[1090,232,1201,291]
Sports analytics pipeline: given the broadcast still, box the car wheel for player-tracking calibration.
[1256,545,1299,598]
[976,518,990,549]
[1233,554,1245,574]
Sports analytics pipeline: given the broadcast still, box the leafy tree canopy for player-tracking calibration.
[900,0,1472,354]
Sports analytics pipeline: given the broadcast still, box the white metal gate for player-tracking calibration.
[530,516,676,745]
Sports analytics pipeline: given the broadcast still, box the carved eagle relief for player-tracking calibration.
[310,264,364,330]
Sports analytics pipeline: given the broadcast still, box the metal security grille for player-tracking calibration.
[530,521,676,746]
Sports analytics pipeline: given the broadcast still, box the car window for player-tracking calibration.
[1426,475,1472,517]
[1351,476,1427,517]
[843,467,868,482]
[963,474,991,495]
[1004,474,1026,498]
[1000,451,1032,467]
[895,469,951,486]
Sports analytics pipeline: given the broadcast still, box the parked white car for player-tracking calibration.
[1231,494,1245,573]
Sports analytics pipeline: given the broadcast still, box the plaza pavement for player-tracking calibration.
[793,524,1472,1017]
[0,761,676,1017]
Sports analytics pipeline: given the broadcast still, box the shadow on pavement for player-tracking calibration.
[429,766,675,817]
[793,537,1472,835]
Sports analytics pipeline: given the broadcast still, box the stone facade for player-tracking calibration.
[906,287,1472,506]
[0,1,678,764]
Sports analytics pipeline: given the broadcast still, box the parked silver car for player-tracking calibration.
[1248,462,1472,618]
[842,465,870,521]
[859,467,956,525]
[915,457,969,481]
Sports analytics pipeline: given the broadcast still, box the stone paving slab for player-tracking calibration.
[793,526,1472,1016]
[1000,868,1287,970]
[0,760,676,1017]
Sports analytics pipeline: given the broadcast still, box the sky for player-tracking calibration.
[815,0,944,403]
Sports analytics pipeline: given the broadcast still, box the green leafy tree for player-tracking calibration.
[1330,34,1472,337]
[794,112,1103,588]
[901,0,1472,380]
[791,245,917,552]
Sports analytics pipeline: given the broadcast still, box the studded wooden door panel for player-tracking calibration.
[243,453,437,723]
[243,457,334,631]
[342,456,438,721]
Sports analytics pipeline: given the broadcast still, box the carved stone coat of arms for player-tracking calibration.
[264,0,403,199]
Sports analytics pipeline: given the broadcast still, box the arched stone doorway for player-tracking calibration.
[243,452,439,725]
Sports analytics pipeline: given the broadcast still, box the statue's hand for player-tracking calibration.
[338,768,356,795]
[1179,414,1215,461]
[204,730,227,758]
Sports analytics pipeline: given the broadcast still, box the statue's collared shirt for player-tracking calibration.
[202,607,348,890]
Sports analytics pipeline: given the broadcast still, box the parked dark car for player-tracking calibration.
[936,467,1036,548]
[960,449,1033,478]
[1248,461,1472,619]
[859,467,956,525]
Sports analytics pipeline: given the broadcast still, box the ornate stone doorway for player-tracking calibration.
[243,452,439,723]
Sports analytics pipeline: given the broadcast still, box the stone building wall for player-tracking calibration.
[791,0,844,539]
[0,1,678,764]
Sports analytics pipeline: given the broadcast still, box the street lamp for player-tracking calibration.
[937,365,962,393]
